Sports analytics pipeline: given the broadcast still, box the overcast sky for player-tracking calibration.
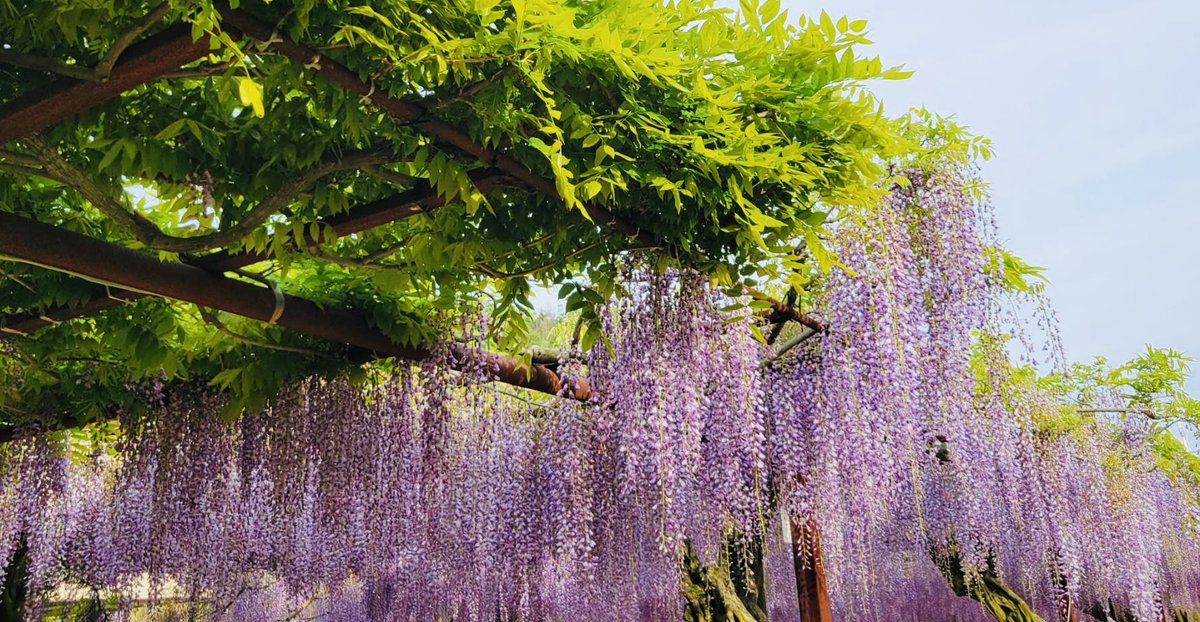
[784,0,1200,389]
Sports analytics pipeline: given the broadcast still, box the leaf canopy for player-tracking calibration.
[0,0,923,422]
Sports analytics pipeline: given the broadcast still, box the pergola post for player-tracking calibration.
[1059,592,1078,622]
[790,514,833,622]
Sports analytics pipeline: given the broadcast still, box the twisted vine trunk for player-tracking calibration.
[681,537,769,622]
[939,547,1046,622]
[0,537,28,622]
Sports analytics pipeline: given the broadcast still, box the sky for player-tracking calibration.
[788,0,1200,390]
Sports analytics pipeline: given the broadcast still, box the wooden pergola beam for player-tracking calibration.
[0,211,587,400]
[0,170,508,335]
[0,24,210,146]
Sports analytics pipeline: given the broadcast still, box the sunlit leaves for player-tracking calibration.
[983,245,1047,293]
[236,76,265,117]
[0,0,970,423]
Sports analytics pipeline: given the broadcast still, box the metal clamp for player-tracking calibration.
[231,269,285,325]
[266,279,285,325]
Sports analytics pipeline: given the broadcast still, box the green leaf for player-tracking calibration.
[740,0,760,29]
[882,66,915,80]
[747,322,767,344]
[210,368,241,391]
[97,141,125,171]
[154,119,189,141]
[238,77,265,118]
[759,0,780,22]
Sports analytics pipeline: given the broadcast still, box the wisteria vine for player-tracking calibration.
[1,158,1197,621]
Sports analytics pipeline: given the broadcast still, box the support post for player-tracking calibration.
[790,514,833,622]
[1058,591,1077,622]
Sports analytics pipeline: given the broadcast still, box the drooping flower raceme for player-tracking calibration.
[1,159,1198,621]
[765,160,1200,621]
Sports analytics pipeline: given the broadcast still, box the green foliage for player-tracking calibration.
[1029,347,1200,493]
[898,109,994,167]
[1046,345,1200,428]
[968,336,1200,505]
[983,246,1047,294]
[0,0,977,424]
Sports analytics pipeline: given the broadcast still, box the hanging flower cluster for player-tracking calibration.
[765,159,1200,621]
[0,273,775,620]
[2,159,1198,621]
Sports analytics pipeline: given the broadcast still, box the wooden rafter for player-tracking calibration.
[0,24,210,146]
[0,211,587,401]
[0,170,509,335]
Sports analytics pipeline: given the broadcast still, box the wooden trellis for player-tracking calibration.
[0,4,820,396]
[0,4,831,619]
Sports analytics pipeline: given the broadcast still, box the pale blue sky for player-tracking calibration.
[818,0,1200,391]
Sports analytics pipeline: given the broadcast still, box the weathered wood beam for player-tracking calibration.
[0,211,588,400]
[0,24,210,146]
[762,299,826,334]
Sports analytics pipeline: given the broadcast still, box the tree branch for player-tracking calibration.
[1077,407,1162,420]
[197,306,328,358]
[762,327,818,368]
[0,150,42,168]
[307,247,413,271]
[364,164,419,188]
[93,2,173,80]
[745,286,826,333]
[24,134,391,253]
[0,267,37,293]
[476,240,604,279]
[0,161,70,185]
[0,2,171,81]
[0,49,99,80]
[423,66,518,110]
[363,239,414,262]
[159,61,236,80]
